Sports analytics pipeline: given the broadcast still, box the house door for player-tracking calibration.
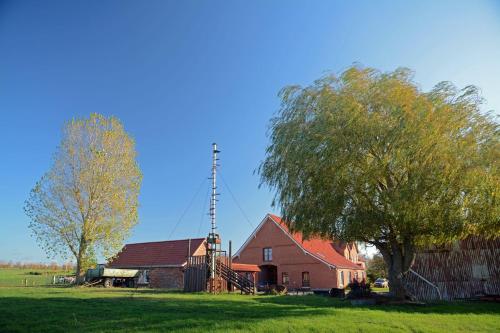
[259,265,277,286]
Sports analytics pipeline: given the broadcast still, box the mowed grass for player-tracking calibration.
[0,285,499,333]
[372,286,390,293]
[0,268,71,287]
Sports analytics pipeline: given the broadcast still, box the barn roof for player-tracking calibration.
[108,238,206,268]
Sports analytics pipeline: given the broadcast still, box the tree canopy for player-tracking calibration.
[260,66,499,297]
[25,114,142,279]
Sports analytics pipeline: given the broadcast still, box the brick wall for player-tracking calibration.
[149,267,184,289]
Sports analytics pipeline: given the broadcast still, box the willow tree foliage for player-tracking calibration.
[25,114,142,281]
[260,66,499,298]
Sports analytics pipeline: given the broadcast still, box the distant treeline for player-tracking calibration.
[0,261,74,270]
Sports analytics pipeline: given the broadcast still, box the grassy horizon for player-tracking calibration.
[0,268,72,287]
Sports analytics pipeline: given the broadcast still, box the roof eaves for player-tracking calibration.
[233,214,272,258]
[268,215,337,269]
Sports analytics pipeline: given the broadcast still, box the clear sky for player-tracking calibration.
[1,0,499,263]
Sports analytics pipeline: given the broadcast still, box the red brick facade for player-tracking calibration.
[233,214,365,290]
[149,267,184,289]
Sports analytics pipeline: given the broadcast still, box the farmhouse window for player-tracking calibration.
[339,271,344,287]
[302,271,310,287]
[263,247,272,262]
[282,272,289,285]
[348,272,352,282]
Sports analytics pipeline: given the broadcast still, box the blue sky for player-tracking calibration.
[1,1,499,263]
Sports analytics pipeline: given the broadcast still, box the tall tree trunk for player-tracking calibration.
[75,238,87,284]
[377,240,416,300]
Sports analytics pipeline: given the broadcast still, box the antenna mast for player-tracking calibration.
[207,143,221,283]
[210,143,219,235]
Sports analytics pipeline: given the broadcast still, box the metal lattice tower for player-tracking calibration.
[210,143,219,235]
[207,143,220,281]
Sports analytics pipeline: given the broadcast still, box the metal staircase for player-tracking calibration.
[215,259,255,294]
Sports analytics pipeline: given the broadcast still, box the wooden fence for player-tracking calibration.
[183,255,209,292]
[183,255,232,293]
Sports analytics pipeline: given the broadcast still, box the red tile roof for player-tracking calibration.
[231,263,261,272]
[108,238,205,268]
[268,214,363,270]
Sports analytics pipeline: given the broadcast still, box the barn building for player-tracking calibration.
[404,236,500,301]
[108,238,207,289]
[108,237,261,290]
[233,214,366,291]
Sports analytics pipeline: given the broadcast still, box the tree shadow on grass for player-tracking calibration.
[255,294,500,315]
[0,295,330,333]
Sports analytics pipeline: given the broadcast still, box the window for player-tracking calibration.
[139,270,150,284]
[472,264,489,280]
[339,271,345,287]
[348,271,352,283]
[282,272,289,285]
[354,272,358,281]
[302,271,310,287]
[263,247,272,262]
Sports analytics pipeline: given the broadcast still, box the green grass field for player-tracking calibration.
[0,268,71,287]
[1,269,499,332]
[1,287,499,333]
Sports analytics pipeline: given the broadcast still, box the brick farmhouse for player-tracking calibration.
[233,214,366,291]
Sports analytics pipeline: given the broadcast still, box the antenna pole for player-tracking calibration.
[210,143,218,234]
[208,143,220,283]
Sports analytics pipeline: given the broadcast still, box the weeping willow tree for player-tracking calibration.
[260,66,499,299]
[25,114,142,282]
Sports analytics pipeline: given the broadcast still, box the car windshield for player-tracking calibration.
[375,278,385,282]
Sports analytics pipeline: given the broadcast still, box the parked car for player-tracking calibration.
[374,278,388,288]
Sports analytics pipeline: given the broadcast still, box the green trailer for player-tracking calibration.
[85,267,140,287]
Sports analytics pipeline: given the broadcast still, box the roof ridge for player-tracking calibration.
[125,237,206,246]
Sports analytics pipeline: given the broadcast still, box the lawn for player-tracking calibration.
[0,268,71,287]
[0,284,499,333]
[372,286,390,293]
